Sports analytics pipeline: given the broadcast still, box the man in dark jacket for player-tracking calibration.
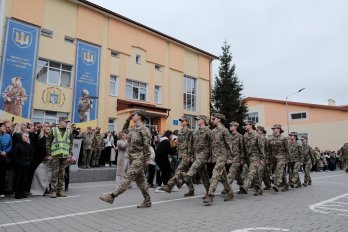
[0,122,13,198]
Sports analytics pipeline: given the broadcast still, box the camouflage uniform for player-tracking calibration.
[185,126,211,194]
[80,132,95,168]
[301,143,315,184]
[93,132,104,167]
[167,127,193,190]
[207,125,233,196]
[111,119,152,203]
[226,132,244,186]
[340,145,348,172]
[262,137,272,189]
[268,134,289,189]
[46,127,73,194]
[241,131,265,191]
[288,140,303,186]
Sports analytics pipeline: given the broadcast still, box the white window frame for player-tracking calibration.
[184,75,198,112]
[126,79,148,101]
[32,109,69,125]
[247,112,259,123]
[108,118,117,132]
[290,111,308,121]
[154,85,161,104]
[36,58,72,88]
[109,75,119,96]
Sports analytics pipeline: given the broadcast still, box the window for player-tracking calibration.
[126,79,148,101]
[64,35,74,43]
[136,54,141,64]
[184,76,197,111]
[290,112,307,120]
[108,118,116,132]
[184,114,198,129]
[154,86,161,104]
[111,50,120,58]
[109,75,119,96]
[32,109,68,125]
[143,118,157,131]
[247,112,259,123]
[36,59,72,87]
[155,64,162,72]
[41,28,53,38]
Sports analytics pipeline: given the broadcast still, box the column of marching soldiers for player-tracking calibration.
[100,110,316,207]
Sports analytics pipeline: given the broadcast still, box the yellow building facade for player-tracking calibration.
[246,97,348,151]
[0,0,216,132]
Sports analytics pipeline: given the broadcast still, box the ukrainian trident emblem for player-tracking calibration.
[82,48,96,65]
[12,28,32,48]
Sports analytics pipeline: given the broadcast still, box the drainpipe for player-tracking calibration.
[209,59,213,118]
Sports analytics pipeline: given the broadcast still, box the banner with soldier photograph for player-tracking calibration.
[72,41,100,123]
[0,18,39,119]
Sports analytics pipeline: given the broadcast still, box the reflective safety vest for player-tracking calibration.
[51,127,71,157]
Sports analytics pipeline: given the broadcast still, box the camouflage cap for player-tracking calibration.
[96,127,101,130]
[289,132,298,140]
[229,121,239,127]
[179,116,189,122]
[212,113,226,121]
[271,124,284,133]
[300,136,308,140]
[243,120,255,126]
[87,126,92,130]
[256,126,267,134]
[195,115,208,121]
[131,110,147,119]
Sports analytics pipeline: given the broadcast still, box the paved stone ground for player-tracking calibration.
[0,170,347,232]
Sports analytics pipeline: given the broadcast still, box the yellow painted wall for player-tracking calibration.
[11,0,44,26]
[76,6,104,45]
[184,50,199,78]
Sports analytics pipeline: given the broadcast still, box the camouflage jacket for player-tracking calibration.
[123,120,151,161]
[94,133,104,150]
[177,127,193,159]
[300,144,315,164]
[230,132,245,162]
[46,127,73,157]
[268,134,289,161]
[192,126,211,160]
[243,131,265,162]
[81,132,95,150]
[340,146,348,157]
[211,125,232,162]
[288,141,302,163]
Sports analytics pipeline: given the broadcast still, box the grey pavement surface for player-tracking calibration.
[0,170,347,232]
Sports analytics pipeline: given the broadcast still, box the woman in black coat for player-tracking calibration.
[155,130,175,185]
[12,132,34,199]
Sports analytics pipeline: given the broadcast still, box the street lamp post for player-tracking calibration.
[286,88,305,134]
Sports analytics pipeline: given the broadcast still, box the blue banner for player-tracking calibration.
[0,19,39,118]
[72,41,100,123]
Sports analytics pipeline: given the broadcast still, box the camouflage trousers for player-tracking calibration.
[208,157,231,195]
[303,162,312,184]
[167,158,191,189]
[112,158,150,202]
[273,158,288,187]
[92,148,102,166]
[185,157,210,193]
[80,149,93,167]
[243,159,263,189]
[289,161,301,184]
[226,159,243,186]
[51,156,68,193]
[341,156,348,171]
[261,163,272,188]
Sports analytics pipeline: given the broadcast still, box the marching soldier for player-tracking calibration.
[93,127,104,167]
[300,136,315,186]
[268,124,289,192]
[159,116,194,196]
[184,115,211,199]
[239,121,265,196]
[256,126,271,190]
[99,110,152,208]
[288,132,302,188]
[80,126,95,168]
[203,113,233,205]
[340,143,348,172]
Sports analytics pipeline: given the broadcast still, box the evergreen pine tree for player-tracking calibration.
[212,40,248,128]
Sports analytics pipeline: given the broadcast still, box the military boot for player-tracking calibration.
[57,191,67,197]
[289,182,295,188]
[281,185,289,192]
[263,186,271,190]
[295,182,302,188]
[184,190,194,197]
[302,182,308,187]
[174,179,183,189]
[254,189,263,196]
[202,193,209,199]
[203,195,214,205]
[224,191,234,201]
[99,193,115,204]
[239,186,248,194]
[221,188,228,194]
[308,181,312,185]
[159,185,171,193]
[273,185,279,192]
[137,200,151,208]
[50,192,57,198]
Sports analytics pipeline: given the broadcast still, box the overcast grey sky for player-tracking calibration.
[90,0,348,106]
